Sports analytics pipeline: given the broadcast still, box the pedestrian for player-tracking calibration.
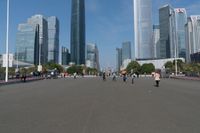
[112,73,116,81]
[123,74,127,82]
[131,73,136,84]
[73,72,77,79]
[154,72,161,87]
[103,72,106,81]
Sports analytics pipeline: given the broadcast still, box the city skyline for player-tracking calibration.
[0,0,200,68]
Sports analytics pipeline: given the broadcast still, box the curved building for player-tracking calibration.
[134,0,153,59]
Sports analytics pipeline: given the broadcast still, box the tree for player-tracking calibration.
[141,63,155,74]
[66,65,84,75]
[126,61,141,74]
[164,61,173,70]
[44,63,64,73]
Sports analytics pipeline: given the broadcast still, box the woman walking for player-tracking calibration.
[154,72,161,87]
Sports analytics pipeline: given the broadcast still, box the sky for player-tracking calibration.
[0,0,200,69]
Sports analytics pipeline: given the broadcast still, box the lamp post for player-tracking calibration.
[5,0,10,82]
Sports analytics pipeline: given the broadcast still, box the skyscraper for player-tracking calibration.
[122,41,132,62]
[159,5,176,58]
[47,16,59,64]
[185,16,200,63]
[16,23,39,65]
[152,25,160,58]
[62,46,70,65]
[86,43,100,70]
[70,0,86,65]
[134,0,153,59]
[174,8,187,59]
[28,15,48,65]
[116,48,122,72]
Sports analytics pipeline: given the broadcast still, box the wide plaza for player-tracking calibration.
[0,77,200,133]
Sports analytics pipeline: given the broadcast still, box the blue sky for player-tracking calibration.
[0,0,200,69]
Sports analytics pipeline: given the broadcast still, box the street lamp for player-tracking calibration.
[5,0,10,82]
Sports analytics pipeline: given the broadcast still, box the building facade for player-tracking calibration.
[152,25,160,58]
[185,16,200,63]
[134,0,153,59]
[174,8,187,59]
[28,15,48,65]
[70,0,86,65]
[16,23,39,65]
[47,16,59,64]
[122,41,132,62]
[86,44,100,70]
[62,46,70,65]
[159,5,176,58]
[116,48,122,72]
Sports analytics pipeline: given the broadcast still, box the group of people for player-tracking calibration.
[102,71,161,87]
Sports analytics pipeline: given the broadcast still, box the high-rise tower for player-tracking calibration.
[70,0,86,65]
[134,0,153,59]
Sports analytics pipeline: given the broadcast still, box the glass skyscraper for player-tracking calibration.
[116,48,122,72]
[134,0,153,59]
[62,46,70,65]
[185,16,200,63]
[174,8,187,59]
[159,5,176,58]
[70,0,86,65]
[28,15,48,65]
[86,44,100,70]
[122,41,131,61]
[16,23,39,65]
[153,25,160,58]
[47,16,59,64]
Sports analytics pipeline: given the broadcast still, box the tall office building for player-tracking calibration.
[47,16,59,64]
[116,48,122,72]
[134,0,153,59]
[62,46,70,65]
[122,41,132,61]
[174,8,187,59]
[185,16,200,63]
[28,15,48,65]
[86,43,100,70]
[70,0,86,65]
[159,5,176,58]
[152,25,160,58]
[16,23,39,65]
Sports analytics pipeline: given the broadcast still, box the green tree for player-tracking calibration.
[66,65,84,75]
[164,61,173,70]
[141,63,155,74]
[44,63,64,73]
[126,61,141,74]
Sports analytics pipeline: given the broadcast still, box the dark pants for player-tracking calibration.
[156,80,160,87]
[132,78,134,84]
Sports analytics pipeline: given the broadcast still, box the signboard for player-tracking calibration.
[2,54,13,67]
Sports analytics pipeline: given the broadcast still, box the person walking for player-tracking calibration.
[123,74,127,82]
[154,72,161,87]
[103,72,106,81]
[112,73,116,81]
[73,72,77,79]
[131,73,136,84]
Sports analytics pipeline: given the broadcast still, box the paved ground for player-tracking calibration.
[0,77,200,133]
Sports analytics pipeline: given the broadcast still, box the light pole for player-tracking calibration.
[5,0,10,82]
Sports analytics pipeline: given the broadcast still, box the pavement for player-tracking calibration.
[0,77,44,85]
[0,77,200,133]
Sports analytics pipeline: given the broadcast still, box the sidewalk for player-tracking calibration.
[0,77,44,85]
